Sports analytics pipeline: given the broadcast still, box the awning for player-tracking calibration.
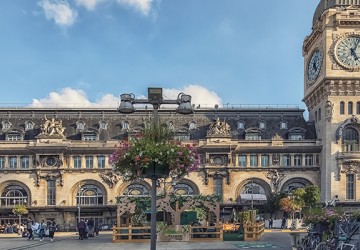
[240,194,267,201]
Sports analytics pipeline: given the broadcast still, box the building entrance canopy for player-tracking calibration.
[240,194,267,201]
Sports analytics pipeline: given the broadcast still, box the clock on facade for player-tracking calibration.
[307,49,322,82]
[335,35,360,69]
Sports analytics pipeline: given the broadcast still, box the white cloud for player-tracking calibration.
[75,0,106,11]
[116,0,152,16]
[38,0,78,27]
[29,85,222,108]
[163,85,222,109]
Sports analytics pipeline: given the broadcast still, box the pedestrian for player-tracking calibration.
[30,220,38,240]
[269,218,273,229]
[281,217,287,229]
[38,219,47,241]
[77,218,87,240]
[48,220,56,242]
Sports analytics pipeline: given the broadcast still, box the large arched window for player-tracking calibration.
[76,184,103,205]
[123,184,149,197]
[283,182,306,194]
[342,127,359,152]
[172,183,195,196]
[0,185,28,206]
[238,181,267,204]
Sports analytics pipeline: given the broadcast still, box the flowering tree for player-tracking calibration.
[109,125,201,181]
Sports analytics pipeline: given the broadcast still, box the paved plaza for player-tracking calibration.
[0,230,297,250]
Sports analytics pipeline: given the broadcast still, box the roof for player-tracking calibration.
[313,0,360,26]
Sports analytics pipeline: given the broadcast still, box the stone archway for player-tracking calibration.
[70,179,108,206]
[280,177,313,194]
[235,178,272,202]
[0,180,32,205]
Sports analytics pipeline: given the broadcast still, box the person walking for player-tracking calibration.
[26,219,33,240]
[30,220,38,240]
[77,218,87,240]
[48,220,56,242]
[269,218,273,229]
[38,219,47,241]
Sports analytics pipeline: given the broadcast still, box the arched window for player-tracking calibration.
[238,181,267,204]
[348,102,353,115]
[340,101,345,114]
[0,185,28,206]
[342,127,359,152]
[283,182,306,194]
[357,102,360,114]
[123,184,149,197]
[172,183,195,196]
[241,182,266,195]
[76,184,103,205]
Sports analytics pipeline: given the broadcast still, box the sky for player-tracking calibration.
[0,0,320,110]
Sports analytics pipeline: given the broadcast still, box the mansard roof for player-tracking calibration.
[0,106,317,141]
[313,0,360,26]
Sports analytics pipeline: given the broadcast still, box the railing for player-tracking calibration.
[243,222,265,241]
[189,225,223,241]
[112,226,151,243]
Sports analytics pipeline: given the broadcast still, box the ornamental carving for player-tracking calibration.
[265,169,285,193]
[272,154,280,166]
[39,116,66,138]
[99,172,120,189]
[337,160,360,181]
[207,117,230,137]
[36,170,64,186]
[325,101,334,121]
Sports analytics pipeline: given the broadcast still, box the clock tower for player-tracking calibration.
[303,0,360,203]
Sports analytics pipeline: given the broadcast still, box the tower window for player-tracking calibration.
[342,127,359,152]
[357,102,360,114]
[340,101,345,115]
[346,174,355,200]
[348,102,353,115]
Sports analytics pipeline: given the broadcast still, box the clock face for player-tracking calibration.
[335,36,360,69]
[307,49,322,82]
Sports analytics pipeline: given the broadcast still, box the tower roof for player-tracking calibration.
[313,0,360,26]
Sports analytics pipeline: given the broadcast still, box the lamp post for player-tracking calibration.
[117,87,193,250]
[77,183,83,223]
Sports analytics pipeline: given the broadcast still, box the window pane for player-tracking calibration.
[239,155,247,167]
[282,155,291,166]
[47,180,56,205]
[357,102,360,115]
[261,155,269,167]
[0,157,4,169]
[250,155,258,167]
[74,156,82,169]
[294,155,302,166]
[340,102,345,114]
[9,157,17,169]
[21,156,29,169]
[305,155,313,166]
[348,102,353,115]
[86,156,93,169]
[346,174,355,200]
[97,156,105,169]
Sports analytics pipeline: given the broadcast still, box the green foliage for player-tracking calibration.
[264,193,287,215]
[12,204,28,216]
[303,185,321,209]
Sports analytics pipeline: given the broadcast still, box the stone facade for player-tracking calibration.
[1,0,360,229]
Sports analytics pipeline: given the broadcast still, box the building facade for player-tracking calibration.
[0,0,360,230]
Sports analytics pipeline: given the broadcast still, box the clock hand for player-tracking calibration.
[313,61,317,71]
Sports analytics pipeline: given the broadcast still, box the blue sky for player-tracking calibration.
[0,0,319,109]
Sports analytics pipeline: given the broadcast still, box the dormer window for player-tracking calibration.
[7,132,22,141]
[168,121,175,130]
[2,121,11,131]
[288,127,306,140]
[25,121,34,131]
[280,121,287,129]
[76,121,85,130]
[259,122,266,130]
[99,121,108,130]
[245,128,262,140]
[237,121,245,130]
[122,121,129,130]
[189,121,197,130]
[83,132,97,141]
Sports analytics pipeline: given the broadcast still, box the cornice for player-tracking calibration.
[303,22,323,55]
[303,79,360,109]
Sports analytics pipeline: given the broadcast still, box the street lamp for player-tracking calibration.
[117,87,193,250]
[77,183,83,223]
